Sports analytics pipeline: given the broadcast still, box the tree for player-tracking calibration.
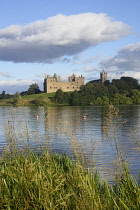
[104,80,110,86]
[120,77,138,90]
[13,92,20,98]
[28,83,41,95]
[54,89,65,104]
[1,91,6,99]
[102,96,109,105]
[111,79,128,94]
[70,90,79,106]
[111,77,139,95]
[131,89,140,104]
[95,97,102,105]
[107,84,119,98]
[112,93,132,105]
[20,91,28,96]
[63,92,71,105]
[80,83,108,98]
[33,96,46,106]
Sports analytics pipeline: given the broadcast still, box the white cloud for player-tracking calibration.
[82,54,101,64]
[101,42,140,72]
[84,65,94,72]
[0,79,43,94]
[0,13,131,63]
[72,54,83,64]
[0,79,31,86]
[0,72,12,78]
[35,73,46,78]
[107,71,140,82]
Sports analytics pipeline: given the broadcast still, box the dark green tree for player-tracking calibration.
[104,80,110,86]
[107,84,119,98]
[111,77,138,95]
[80,83,108,98]
[120,77,138,89]
[63,92,71,105]
[1,91,6,99]
[28,83,41,95]
[70,90,80,106]
[20,91,28,96]
[54,89,65,104]
[111,79,128,94]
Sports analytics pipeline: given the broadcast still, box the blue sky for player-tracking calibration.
[0,0,140,93]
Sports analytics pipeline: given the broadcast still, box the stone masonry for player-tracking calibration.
[44,73,84,93]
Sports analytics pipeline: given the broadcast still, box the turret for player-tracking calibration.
[100,68,107,84]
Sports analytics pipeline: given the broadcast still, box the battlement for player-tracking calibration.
[100,68,107,84]
[44,73,84,93]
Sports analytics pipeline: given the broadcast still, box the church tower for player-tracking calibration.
[100,68,107,84]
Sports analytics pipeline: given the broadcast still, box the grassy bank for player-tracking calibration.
[0,149,140,210]
[0,92,55,106]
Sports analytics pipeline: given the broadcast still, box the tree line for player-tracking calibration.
[0,83,41,99]
[52,76,140,105]
[1,76,140,106]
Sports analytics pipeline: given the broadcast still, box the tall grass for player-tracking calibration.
[0,105,140,209]
[0,149,140,209]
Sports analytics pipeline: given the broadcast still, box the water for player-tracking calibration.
[0,105,140,181]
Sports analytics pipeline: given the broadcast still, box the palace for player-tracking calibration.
[43,69,107,93]
[44,73,84,93]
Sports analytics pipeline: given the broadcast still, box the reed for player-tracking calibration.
[0,149,140,209]
[0,105,140,209]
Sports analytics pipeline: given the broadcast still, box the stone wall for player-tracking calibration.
[44,73,84,93]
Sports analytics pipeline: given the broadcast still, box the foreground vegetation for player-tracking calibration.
[0,149,140,210]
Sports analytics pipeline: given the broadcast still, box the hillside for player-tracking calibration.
[0,92,55,106]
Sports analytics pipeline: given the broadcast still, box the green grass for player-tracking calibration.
[0,92,55,106]
[22,92,55,100]
[0,149,140,210]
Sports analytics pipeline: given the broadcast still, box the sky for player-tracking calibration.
[0,0,140,93]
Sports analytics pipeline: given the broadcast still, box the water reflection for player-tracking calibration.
[0,105,140,181]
